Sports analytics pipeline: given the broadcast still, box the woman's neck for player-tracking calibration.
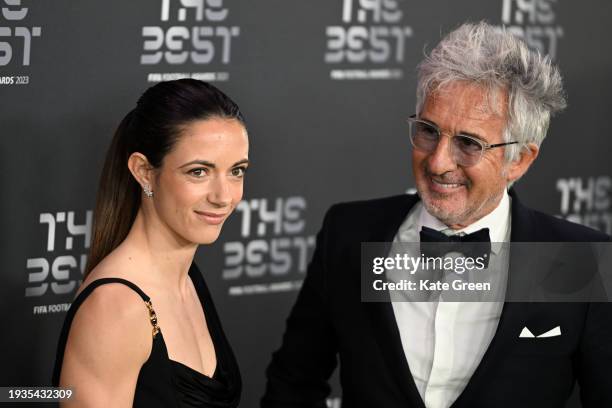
[122,209,198,297]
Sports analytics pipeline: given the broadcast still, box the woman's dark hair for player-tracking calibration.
[86,79,245,276]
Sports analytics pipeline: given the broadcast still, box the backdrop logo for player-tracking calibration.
[26,211,92,315]
[0,0,42,86]
[222,197,315,296]
[324,0,413,80]
[557,176,611,235]
[501,0,563,59]
[327,397,341,408]
[141,0,240,83]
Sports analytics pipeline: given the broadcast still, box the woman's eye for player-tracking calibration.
[231,167,246,177]
[189,168,208,177]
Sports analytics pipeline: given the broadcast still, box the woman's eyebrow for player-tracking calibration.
[178,158,250,169]
[232,159,250,167]
[178,159,215,169]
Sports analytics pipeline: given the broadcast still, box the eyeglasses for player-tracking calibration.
[407,114,518,167]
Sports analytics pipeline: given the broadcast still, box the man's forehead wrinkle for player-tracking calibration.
[425,95,494,122]
[426,84,507,121]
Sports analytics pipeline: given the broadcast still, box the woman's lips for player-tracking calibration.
[194,210,227,225]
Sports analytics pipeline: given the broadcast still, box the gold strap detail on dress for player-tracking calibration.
[144,300,160,338]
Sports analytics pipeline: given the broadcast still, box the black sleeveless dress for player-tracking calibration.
[52,263,241,407]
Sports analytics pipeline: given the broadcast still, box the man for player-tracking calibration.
[261,22,612,408]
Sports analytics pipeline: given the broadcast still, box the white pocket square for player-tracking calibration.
[519,326,561,338]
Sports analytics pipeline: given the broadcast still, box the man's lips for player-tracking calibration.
[428,176,467,191]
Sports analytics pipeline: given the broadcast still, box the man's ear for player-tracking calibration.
[127,152,155,191]
[505,143,539,184]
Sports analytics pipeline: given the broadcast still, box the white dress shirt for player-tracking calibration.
[389,190,511,408]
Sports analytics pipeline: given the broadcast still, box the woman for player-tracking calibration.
[52,79,247,407]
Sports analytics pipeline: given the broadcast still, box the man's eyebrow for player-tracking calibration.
[418,115,438,127]
[458,131,486,141]
[178,159,250,169]
[419,116,486,141]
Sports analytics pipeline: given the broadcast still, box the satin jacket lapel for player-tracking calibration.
[362,194,427,407]
[452,189,534,407]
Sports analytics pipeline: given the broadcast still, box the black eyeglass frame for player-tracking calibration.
[407,114,519,166]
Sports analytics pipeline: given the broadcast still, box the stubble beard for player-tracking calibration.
[418,185,504,228]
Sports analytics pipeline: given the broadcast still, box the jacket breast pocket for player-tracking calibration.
[510,335,572,356]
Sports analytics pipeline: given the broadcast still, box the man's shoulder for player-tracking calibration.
[519,205,610,242]
[329,193,416,212]
[315,194,418,240]
[325,194,418,223]
[307,195,417,258]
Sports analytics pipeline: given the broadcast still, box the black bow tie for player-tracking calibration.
[420,226,490,243]
[420,226,491,266]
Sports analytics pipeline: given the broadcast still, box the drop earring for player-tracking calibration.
[143,184,154,198]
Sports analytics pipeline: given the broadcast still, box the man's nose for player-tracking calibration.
[426,135,458,174]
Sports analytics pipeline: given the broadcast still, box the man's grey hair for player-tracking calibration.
[416,21,567,164]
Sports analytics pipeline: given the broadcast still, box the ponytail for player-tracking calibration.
[85,110,140,276]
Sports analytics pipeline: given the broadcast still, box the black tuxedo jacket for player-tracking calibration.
[261,191,612,408]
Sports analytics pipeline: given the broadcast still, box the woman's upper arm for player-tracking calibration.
[59,284,153,408]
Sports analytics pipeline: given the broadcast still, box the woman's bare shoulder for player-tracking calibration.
[68,251,153,360]
[67,276,154,363]
[59,280,153,406]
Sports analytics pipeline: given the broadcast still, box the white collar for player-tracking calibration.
[418,190,511,251]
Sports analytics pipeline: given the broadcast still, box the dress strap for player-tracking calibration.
[52,277,161,386]
[73,278,160,338]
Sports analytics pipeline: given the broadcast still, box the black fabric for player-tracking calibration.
[419,226,491,264]
[261,190,612,408]
[420,226,491,243]
[52,263,241,408]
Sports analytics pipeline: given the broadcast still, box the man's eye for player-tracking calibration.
[456,136,482,151]
[417,123,439,139]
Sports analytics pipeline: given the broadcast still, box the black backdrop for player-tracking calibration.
[1,1,611,407]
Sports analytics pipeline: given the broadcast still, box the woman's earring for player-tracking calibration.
[143,184,154,198]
